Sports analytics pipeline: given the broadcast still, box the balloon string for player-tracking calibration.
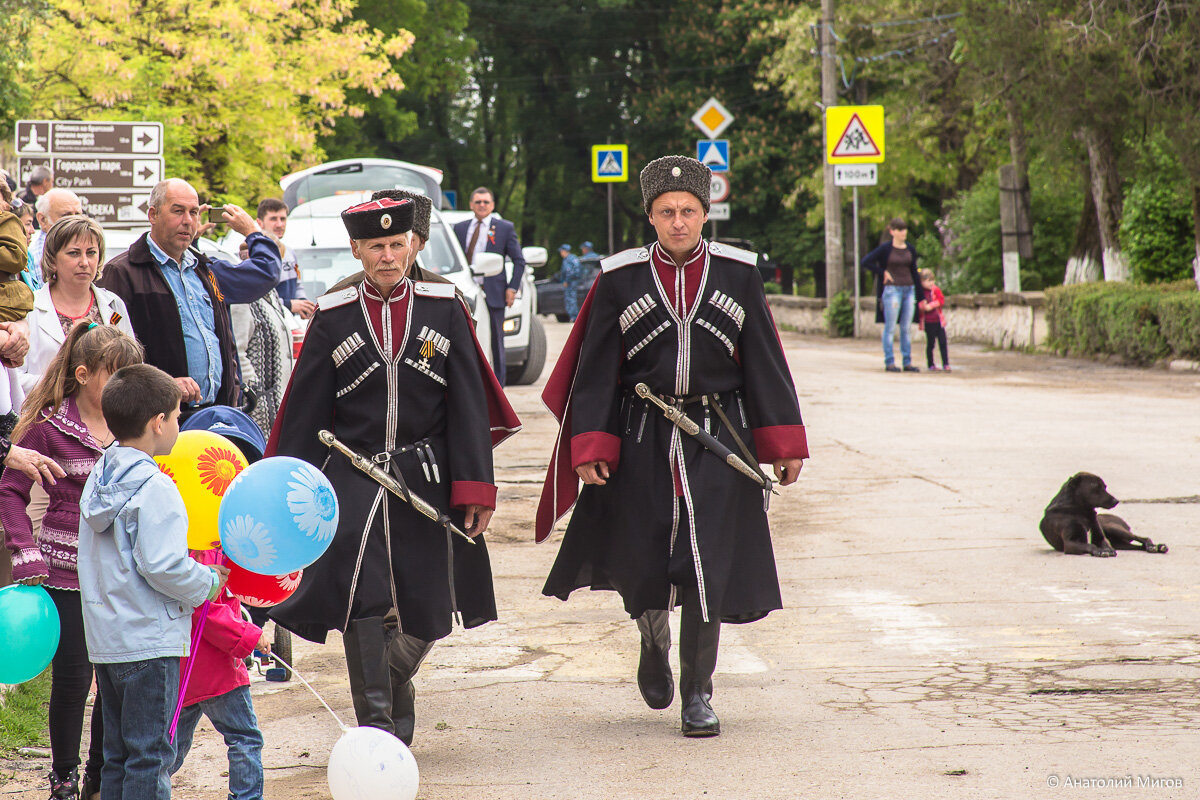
[268,651,350,732]
[170,599,210,743]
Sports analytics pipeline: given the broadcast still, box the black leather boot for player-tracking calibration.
[636,610,674,709]
[679,606,721,737]
[389,634,433,747]
[342,616,395,735]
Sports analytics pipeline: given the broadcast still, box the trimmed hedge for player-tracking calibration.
[1046,280,1200,364]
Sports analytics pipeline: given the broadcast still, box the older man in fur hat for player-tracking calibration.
[535,156,808,738]
[266,196,519,745]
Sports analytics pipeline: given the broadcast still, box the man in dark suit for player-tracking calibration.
[453,186,525,385]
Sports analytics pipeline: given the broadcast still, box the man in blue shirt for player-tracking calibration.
[99,179,280,415]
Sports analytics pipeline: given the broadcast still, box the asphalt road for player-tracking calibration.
[5,319,1199,800]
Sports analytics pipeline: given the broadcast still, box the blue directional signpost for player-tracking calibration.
[592,144,628,253]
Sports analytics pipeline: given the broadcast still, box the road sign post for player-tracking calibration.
[825,105,885,337]
[692,99,735,240]
[16,119,165,227]
[592,144,629,254]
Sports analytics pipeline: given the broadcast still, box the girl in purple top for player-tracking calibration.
[1,323,143,800]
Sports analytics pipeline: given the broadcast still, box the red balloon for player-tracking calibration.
[226,563,303,608]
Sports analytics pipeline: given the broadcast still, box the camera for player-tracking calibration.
[208,205,226,222]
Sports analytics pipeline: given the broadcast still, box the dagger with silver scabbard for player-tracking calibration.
[633,383,777,498]
[318,430,475,544]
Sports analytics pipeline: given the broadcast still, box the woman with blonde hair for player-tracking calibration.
[19,216,135,392]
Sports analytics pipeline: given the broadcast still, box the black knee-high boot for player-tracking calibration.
[343,616,395,735]
[679,606,721,737]
[389,634,433,746]
[636,610,674,709]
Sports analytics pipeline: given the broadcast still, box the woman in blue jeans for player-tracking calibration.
[861,218,925,372]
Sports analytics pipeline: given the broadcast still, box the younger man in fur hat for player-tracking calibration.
[266,196,520,746]
[536,155,809,738]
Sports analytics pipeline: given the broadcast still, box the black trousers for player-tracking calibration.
[924,322,949,367]
[46,588,104,780]
[488,305,507,386]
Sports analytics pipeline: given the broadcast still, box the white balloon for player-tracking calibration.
[327,726,419,800]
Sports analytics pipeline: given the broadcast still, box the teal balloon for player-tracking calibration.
[0,584,61,684]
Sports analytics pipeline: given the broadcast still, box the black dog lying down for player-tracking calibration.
[1039,473,1168,557]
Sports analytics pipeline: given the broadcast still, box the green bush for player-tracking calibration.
[825,290,855,338]
[1157,292,1200,359]
[763,281,782,295]
[938,158,1083,295]
[1120,138,1195,284]
[1046,280,1200,364]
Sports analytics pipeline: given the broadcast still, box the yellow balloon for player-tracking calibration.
[155,430,249,550]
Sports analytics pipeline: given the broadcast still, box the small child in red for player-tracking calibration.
[918,269,950,371]
[169,548,269,800]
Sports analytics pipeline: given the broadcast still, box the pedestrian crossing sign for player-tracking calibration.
[825,105,885,164]
[696,139,729,172]
[592,144,629,183]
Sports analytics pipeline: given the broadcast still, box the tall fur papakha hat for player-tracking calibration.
[370,189,432,241]
[341,197,414,240]
[640,155,712,215]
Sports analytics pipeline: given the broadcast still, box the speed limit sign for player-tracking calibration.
[710,173,731,203]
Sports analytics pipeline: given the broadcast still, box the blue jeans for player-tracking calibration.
[170,685,264,800]
[881,284,916,367]
[95,657,179,800]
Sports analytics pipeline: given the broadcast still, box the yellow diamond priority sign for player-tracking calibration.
[691,97,734,140]
[825,105,885,165]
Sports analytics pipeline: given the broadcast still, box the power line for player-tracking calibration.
[456,59,757,94]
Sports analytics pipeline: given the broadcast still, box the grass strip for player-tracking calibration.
[0,669,52,754]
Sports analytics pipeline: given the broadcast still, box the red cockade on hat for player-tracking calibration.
[344,197,412,215]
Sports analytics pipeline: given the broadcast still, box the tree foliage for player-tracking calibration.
[321,0,822,284]
[20,0,413,203]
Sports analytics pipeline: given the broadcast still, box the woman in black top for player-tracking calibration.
[861,218,924,372]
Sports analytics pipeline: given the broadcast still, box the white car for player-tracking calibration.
[440,210,547,385]
[274,191,501,365]
[279,157,447,211]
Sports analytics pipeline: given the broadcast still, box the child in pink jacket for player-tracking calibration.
[918,269,951,371]
[169,547,269,800]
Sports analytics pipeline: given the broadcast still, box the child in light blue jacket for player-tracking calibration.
[77,364,229,800]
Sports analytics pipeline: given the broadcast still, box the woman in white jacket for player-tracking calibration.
[20,216,135,393]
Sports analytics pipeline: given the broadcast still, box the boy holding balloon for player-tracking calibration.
[77,364,229,800]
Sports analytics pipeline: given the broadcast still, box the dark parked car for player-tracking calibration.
[535,255,601,322]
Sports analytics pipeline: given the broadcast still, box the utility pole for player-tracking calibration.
[821,0,844,304]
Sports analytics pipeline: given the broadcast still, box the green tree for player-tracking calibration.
[326,1,823,288]
[1126,1,1200,287]
[1120,137,1194,284]
[0,0,48,136]
[22,0,412,203]
[322,0,475,180]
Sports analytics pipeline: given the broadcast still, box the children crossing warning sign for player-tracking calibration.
[825,105,885,165]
